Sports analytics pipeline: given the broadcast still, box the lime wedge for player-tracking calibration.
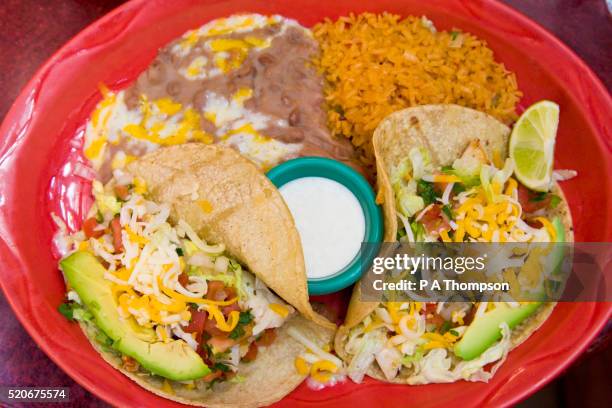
[509,100,559,192]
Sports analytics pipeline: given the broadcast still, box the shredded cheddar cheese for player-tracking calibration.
[310,360,338,383]
[294,356,310,375]
[198,200,213,214]
[269,303,290,318]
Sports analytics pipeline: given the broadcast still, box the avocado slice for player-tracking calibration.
[60,251,210,381]
[454,217,566,360]
[549,216,566,272]
[453,302,541,360]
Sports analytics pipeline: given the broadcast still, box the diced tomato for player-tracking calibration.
[178,273,189,287]
[208,336,235,353]
[425,303,437,313]
[82,217,104,239]
[255,328,277,347]
[525,218,544,229]
[222,302,241,316]
[243,342,258,362]
[183,309,207,342]
[207,280,227,301]
[517,184,551,213]
[202,370,223,382]
[419,205,450,235]
[110,216,123,253]
[427,314,446,328]
[225,286,237,300]
[113,185,130,201]
[424,304,445,328]
[196,344,210,364]
[464,306,477,326]
[121,355,139,372]
[204,315,229,337]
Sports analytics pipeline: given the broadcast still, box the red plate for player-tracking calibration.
[0,0,610,407]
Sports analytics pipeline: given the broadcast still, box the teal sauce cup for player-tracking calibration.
[267,157,383,295]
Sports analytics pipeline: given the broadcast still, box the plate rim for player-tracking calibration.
[0,0,610,407]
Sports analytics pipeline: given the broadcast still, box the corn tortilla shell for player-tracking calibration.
[335,105,574,382]
[126,143,334,330]
[81,315,333,407]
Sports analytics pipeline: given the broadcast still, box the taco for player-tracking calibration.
[58,144,335,407]
[335,105,573,384]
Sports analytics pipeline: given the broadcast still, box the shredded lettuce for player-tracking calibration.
[391,157,412,186]
[410,222,426,242]
[187,258,245,298]
[72,307,94,323]
[391,149,434,218]
[453,154,482,180]
[195,272,235,285]
[401,348,424,366]
[492,159,514,186]
[229,260,245,299]
[409,147,432,180]
[346,330,385,383]
[480,165,494,203]
[178,220,225,254]
[398,191,425,217]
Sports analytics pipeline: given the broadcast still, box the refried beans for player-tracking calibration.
[82,14,363,181]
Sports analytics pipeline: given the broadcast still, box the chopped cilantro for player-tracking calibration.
[529,192,548,202]
[213,362,231,372]
[95,211,104,224]
[213,350,230,360]
[401,348,424,366]
[175,247,184,257]
[95,330,113,347]
[417,179,438,205]
[550,194,561,209]
[58,302,75,321]
[440,165,454,173]
[449,329,459,337]
[452,183,466,195]
[228,259,241,270]
[202,342,213,356]
[439,320,452,334]
[206,378,222,389]
[441,204,453,220]
[229,311,253,340]
[450,31,459,40]
[229,326,244,340]
[397,227,407,240]
[238,311,253,325]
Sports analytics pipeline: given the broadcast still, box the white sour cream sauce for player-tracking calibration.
[279,177,365,279]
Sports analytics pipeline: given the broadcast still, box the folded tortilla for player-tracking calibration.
[335,105,574,382]
[75,143,335,407]
[82,315,331,407]
[126,143,334,330]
